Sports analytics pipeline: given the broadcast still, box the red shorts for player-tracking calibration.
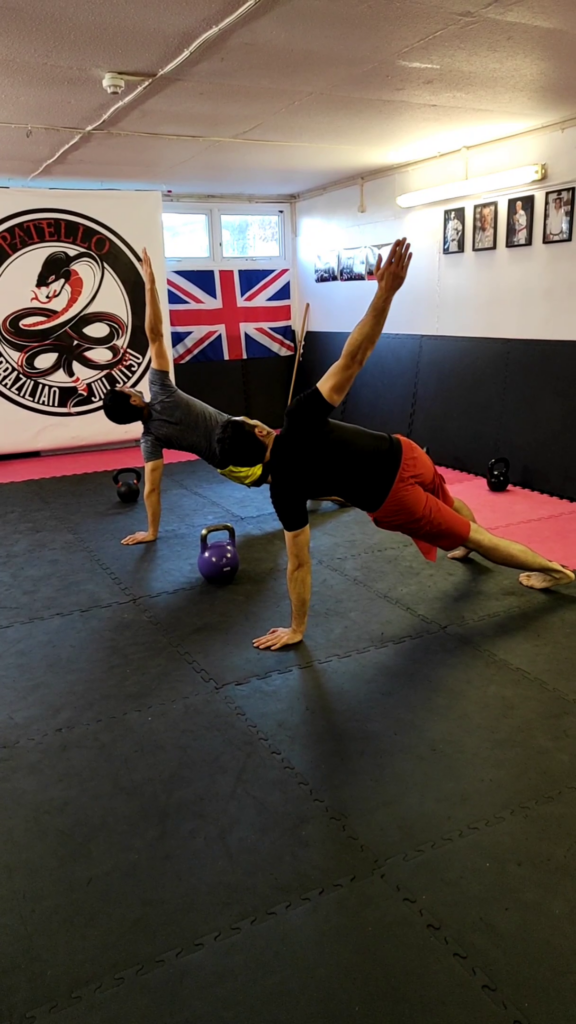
[369,436,471,561]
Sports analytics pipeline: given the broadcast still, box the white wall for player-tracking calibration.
[296,125,576,340]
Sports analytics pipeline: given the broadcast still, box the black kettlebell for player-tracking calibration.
[487,457,510,492]
[113,467,142,504]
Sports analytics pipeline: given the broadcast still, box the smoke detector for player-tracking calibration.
[102,73,125,95]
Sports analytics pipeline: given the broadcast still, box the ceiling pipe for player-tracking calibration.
[28,0,268,181]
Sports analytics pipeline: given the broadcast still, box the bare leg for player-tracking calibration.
[466,522,574,589]
[447,497,477,561]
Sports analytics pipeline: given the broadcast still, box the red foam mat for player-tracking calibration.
[441,474,576,566]
[495,515,576,567]
[443,476,574,529]
[0,447,197,484]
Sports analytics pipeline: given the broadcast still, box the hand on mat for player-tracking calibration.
[375,238,412,296]
[253,627,303,651]
[121,531,157,545]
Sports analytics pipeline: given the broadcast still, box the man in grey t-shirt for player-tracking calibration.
[140,368,226,467]
[103,249,250,545]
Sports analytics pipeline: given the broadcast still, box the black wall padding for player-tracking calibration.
[410,336,508,476]
[296,332,345,394]
[243,357,294,428]
[174,361,246,417]
[295,329,576,501]
[297,331,422,433]
[499,341,576,498]
[175,358,293,424]
[342,333,422,437]
[295,332,351,422]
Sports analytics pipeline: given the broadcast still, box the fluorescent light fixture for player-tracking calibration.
[396,164,545,208]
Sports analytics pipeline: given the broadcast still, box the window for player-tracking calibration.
[221,213,282,259]
[162,212,210,259]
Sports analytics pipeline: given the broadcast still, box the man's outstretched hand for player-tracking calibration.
[121,531,157,545]
[141,247,155,288]
[253,627,304,651]
[374,238,412,296]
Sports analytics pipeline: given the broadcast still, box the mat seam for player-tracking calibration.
[406,335,423,441]
[34,503,379,856]
[0,597,135,631]
[17,495,550,1023]
[449,630,576,710]
[0,632,434,747]
[17,782,568,1023]
[316,557,441,628]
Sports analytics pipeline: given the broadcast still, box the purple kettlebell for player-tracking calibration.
[198,524,239,584]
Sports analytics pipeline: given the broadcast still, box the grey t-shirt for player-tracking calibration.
[140,369,226,466]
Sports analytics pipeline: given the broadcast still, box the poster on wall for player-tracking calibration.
[0,190,167,457]
[366,244,391,279]
[506,195,534,247]
[314,251,339,283]
[315,243,391,283]
[339,247,367,281]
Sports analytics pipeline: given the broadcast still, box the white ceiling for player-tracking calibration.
[2,0,576,196]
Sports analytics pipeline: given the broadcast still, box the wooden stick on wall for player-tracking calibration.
[287,302,310,408]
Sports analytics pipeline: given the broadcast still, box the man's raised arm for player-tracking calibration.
[317,238,412,408]
[142,248,171,372]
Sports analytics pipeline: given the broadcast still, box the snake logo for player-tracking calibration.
[0,209,150,415]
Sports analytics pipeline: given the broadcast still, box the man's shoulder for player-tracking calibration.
[149,367,172,383]
[148,367,176,399]
[285,385,333,424]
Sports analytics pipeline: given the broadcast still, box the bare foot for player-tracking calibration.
[314,496,353,508]
[447,546,472,561]
[519,565,575,590]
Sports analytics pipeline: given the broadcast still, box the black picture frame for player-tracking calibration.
[543,187,575,244]
[443,207,465,254]
[472,201,498,251]
[505,194,535,248]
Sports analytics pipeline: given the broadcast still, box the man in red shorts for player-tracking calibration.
[215,239,574,650]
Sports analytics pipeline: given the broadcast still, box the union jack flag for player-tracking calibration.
[167,268,294,363]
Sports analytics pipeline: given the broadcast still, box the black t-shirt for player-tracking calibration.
[269,387,402,532]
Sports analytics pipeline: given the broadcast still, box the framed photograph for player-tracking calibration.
[506,195,534,248]
[314,251,339,283]
[473,201,498,251]
[366,243,391,279]
[338,247,367,281]
[543,188,575,244]
[443,207,465,254]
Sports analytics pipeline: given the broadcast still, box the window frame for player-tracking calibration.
[162,201,291,270]
[161,206,214,263]
[219,209,285,262]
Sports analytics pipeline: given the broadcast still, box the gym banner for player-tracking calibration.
[0,190,168,456]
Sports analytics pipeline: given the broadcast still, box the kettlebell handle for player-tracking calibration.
[489,458,510,473]
[113,467,142,487]
[200,523,236,551]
